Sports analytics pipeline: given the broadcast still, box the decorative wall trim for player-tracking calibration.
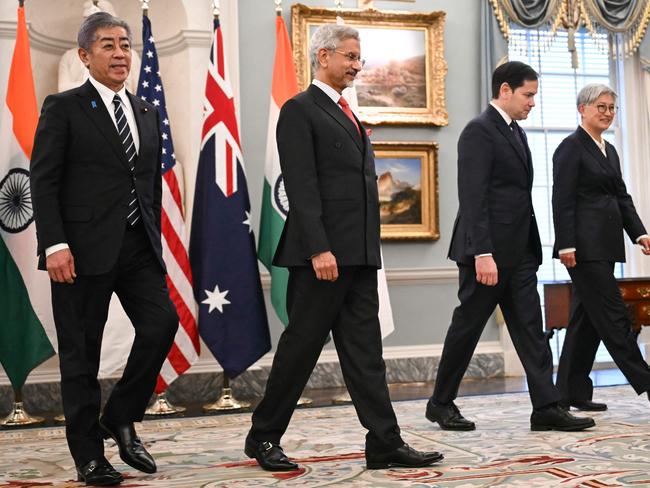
[0,21,211,56]
[2,341,501,386]
[258,266,459,288]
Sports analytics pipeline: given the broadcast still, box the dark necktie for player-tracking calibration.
[509,120,526,154]
[338,96,361,136]
[113,94,140,226]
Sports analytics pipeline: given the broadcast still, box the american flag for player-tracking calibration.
[189,18,270,379]
[137,14,200,393]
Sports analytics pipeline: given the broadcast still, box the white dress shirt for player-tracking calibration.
[45,75,140,258]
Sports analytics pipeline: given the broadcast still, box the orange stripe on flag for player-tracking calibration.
[271,16,299,108]
[6,6,38,160]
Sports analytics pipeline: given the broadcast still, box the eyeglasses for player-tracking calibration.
[333,50,365,67]
[594,104,617,114]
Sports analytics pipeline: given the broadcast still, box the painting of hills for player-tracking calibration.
[375,157,422,225]
[355,27,426,108]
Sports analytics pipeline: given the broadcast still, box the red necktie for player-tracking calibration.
[338,96,361,136]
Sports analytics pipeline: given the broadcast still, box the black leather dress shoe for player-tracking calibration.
[530,405,596,431]
[76,458,123,486]
[425,399,475,431]
[560,400,607,412]
[244,436,299,471]
[100,418,156,473]
[366,443,444,470]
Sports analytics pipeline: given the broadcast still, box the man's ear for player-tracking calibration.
[78,48,90,69]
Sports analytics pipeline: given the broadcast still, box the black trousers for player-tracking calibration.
[556,261,650,402]
[433,252,559,409]
[51,223,178,466]
[250,265,403,454]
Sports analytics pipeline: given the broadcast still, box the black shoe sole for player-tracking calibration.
[366,454,444,470]
[530,420,596,432]
[76,474,123,486]
[425,412,476,431]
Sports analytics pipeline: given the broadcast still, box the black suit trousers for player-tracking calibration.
[51,224,178,466]
[250,266,403,454]
[433,252,559,409]
[556,261,650,401]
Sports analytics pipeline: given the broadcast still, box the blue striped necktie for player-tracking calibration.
[113,94,140,226]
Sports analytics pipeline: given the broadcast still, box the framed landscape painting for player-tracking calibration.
[372,141,439,240]
[291,4,448,126]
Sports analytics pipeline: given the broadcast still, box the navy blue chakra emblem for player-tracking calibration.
[0,168,34,233]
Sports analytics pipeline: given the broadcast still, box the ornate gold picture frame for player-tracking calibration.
[373,141,439,240]
[291,4,448,126]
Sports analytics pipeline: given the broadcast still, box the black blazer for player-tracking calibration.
[552,126,646,262]
[273,84,381,268]
[448,105,542,267]
[30,80,165,275]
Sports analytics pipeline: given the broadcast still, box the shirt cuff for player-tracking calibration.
[45,243,69,257]
[475,253,493,258]
[636,234,649,243]
[558,248,576,255]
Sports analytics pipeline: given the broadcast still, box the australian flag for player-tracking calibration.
[189,19,270,379]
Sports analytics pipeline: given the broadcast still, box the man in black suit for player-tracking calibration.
[30,12,178,486]
[245,24,442,472]
[425,62,595,432]
[553,83,650,411]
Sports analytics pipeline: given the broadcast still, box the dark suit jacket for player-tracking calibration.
[30,80,164,275]
[273,84,381,268]
[552,126,646,262]
[448,105,542,267]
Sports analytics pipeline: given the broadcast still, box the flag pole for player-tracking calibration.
[0,388,44,426]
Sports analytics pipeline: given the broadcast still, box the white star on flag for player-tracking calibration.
[144,65,152,73]
[155,85,162,92]
[202,285,231,313]
[141,80,149,88]
[162,133,168,140]
[153,99,160,106]
[162,148,167,154]
[243,211,252,233]
[146,50,154,58]
[148,35,155,42]
[163,118,169,126]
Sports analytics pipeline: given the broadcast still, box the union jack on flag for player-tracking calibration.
[189,18,270,379]
[137,14,200,393]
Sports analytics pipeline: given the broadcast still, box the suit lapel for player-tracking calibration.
[309,85,363,153]
[488,106,530,172]
[76,80,131,172]
[576,126,617,177]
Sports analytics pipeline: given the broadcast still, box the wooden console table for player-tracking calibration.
[543,278,650,332]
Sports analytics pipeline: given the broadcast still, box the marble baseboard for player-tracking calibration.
[0,352,503,416]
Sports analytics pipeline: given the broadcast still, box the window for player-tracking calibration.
[508,28,621,365]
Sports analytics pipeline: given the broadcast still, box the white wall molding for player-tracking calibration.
[5,341,503,386]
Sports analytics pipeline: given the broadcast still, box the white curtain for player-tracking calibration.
[618,52,650,278]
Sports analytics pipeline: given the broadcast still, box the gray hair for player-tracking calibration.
[309,24,360,73]
[77,11,132,51]
[576,83,617,108]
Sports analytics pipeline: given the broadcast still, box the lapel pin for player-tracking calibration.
[91,100,97,109]
[141,106,148,113]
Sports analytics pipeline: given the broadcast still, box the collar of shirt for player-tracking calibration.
[489,101,513,127]
[88,75,140,153]
[580,124,607,156]
[312,79,343,106]
[88,75,128,112]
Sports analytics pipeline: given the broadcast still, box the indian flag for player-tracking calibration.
[0,5,56,390]
[258,14,297,326]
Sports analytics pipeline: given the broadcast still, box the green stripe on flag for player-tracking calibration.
[0,236,54,389]
[258,180,289,325]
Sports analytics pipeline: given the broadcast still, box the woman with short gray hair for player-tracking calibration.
[551,83,650,412]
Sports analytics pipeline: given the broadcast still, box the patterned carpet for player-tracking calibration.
[2,385,650,487]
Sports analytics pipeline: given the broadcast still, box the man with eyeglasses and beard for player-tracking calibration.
[553,83,650,411]
[244,23,442,473]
